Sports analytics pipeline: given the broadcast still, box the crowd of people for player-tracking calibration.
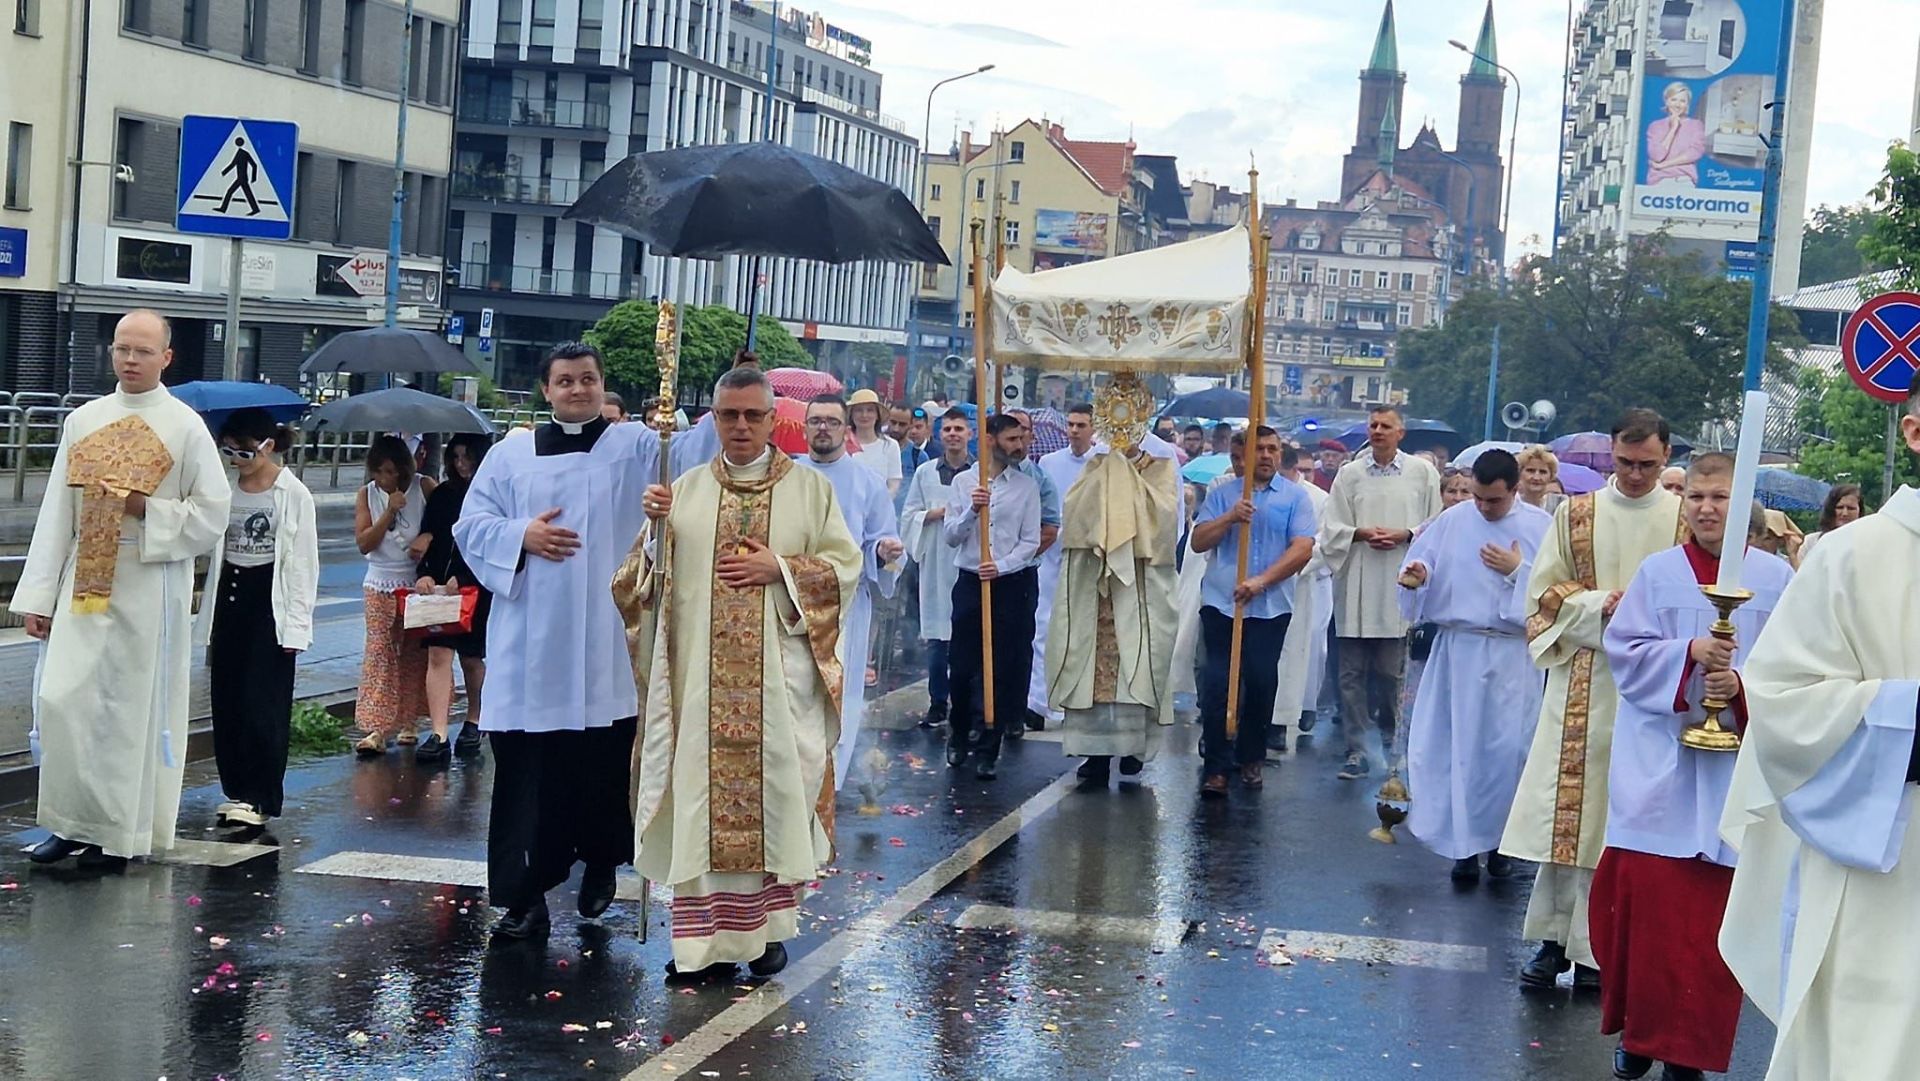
[15,310,1920,1079]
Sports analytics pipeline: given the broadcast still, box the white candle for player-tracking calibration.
[1716,389,1770,592]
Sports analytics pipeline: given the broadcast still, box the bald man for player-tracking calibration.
[1659,466,1686,497]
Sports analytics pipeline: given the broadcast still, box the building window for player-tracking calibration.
[14,0,39,35]
[530,0,556,47]
[1005,219,1020,246]
[1375,271,1390,290]
[496,2,520,45]
[4,123,30,210]
[1397,303,1412,326]
[335,160,357,242]
[1400,272,1414,291]
[578,3,602,50]
[1298,261,1314,280]
[1009,140,1025,162]
[242,0,266,60]
[298,0,321,72]
[1321,300,1337,323]
[1293,298,1306,321]
[1348,269,1363,288]
[183,0,209,46]
[926,214,941,238]
[1300,234,1318,250]
[964,310,975,328]
[122,0,150,32]
[1009,180,1020,204]
[921,265,939,290]
[342,0,365,84]
[1320,338,1334,357]
[1273,263,1290,283]
[1323,267,1338,287]
[974,178,985,200]
[929,182,942,201]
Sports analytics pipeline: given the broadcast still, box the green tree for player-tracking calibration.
[1395,239,1801,438]
[1797,204,1888,288]
[436,372,504,409]
[1862,143,1920,292]
[585,302,810,404]
[1795,369,1918,508]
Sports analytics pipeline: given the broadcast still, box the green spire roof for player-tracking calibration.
[1377,96,1398,171]
[1468,2,1499,78]
[1366,0,1399,75]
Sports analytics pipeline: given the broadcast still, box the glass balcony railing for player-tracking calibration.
[457,262,644,302]
[457,95,611,131]
[451,173,586,206]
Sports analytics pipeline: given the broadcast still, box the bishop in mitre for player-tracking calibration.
[1045,414,1180,787]
[16,309,230,868]
[616,366,862,980]
[1500,408,1681,990]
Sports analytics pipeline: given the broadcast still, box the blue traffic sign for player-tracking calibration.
[1841,292,1920,404]
[176,116,298,240]
[0,226,24,278]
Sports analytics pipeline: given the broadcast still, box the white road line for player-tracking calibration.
[623,768,1081,1079]
[953,902,1188,950]
[293,850,652,901]
[1254,927,1488,972]
[14,837,276,867]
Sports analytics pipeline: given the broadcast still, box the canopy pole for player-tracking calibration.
[1225,166,1267,742]
[969,219,997,731]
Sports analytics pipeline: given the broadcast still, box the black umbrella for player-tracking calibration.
[1160,387,1252,420]
[564,142,949,264]
[306,387,494,434]
[300,326,479,376]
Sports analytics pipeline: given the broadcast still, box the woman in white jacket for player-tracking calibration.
[196,408,319,827]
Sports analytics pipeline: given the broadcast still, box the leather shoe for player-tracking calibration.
[578,864,617,919]
[28,835,87,864]
[749,941,789,977]
[1076,757,1111,785]
[1024,709,1046,732]
[1297,710,1317,733]
[491,900,551,941]
[77,847,127,872]
[1519,940,1571,989]
[974,757,998,781]
[1658,1066,1704,1081]
[1573,964,1602,992]
[1485,851,1516,879]
[1613,1044,1654,1080]
[1239,763,1264,789]
[1118,756,1144,776]
[946,743,968,769]
[1451,857,1481,883]
[1200,775,1229,799]
[454,723,484,754]
[665,960,738,984]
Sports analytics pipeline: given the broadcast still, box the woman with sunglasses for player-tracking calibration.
[195,408,319,828]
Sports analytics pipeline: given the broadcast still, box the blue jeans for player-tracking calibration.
[1198,607,1290,776]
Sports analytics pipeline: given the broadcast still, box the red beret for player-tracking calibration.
[1317,439,1346,452]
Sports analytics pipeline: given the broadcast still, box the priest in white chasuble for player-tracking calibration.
[618,366,862,980]
[454,343,662,940]
[1589,453,1789,1081]
[16,309,229,868]
[1045,438,1179,787]
[1718,392,1920,1081]
[794,394,904,790]
[1501,408,1682,990]
[1394,450,1550,882]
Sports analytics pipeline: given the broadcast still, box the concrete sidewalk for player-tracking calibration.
[0,467,366,549]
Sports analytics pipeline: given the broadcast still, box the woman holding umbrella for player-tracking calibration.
[410,433,494,761]
[353,435,435,756]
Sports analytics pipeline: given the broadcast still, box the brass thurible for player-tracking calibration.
[1681,585,1753,753]
[1369,772,1410,844]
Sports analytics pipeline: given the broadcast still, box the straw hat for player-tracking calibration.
[848,389,883,407]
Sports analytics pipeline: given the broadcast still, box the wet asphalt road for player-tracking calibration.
[0,693,1779,1080]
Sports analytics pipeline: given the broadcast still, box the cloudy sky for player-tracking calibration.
[807,0,1918,255]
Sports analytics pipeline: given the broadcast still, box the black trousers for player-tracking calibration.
[948,567,1038,760]
[486,718,637,910]
[209,562,295,817]
[1198,607,1290,776]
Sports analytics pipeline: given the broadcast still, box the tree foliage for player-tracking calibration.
[584,301,810,403]
[1797,203,1888,288]
[1394,239,1801,438]
[1862,143,1920,292]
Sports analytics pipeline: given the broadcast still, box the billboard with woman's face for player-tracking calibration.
[1633,0,1781,236]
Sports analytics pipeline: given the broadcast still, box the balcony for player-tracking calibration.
[457,95,611,132]
[452,172,586,208]
[796,86,908,134]
[457,262,643,301]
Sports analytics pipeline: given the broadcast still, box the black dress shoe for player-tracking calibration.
[1265,725,1288,752]
[491,900,551,941]
[454,724,484,754]
[414,732,451,761]
[1024,709,1046,732]
[1573,964,1602,992]
[1077,756,1111,784]
[77,847,128,872]
[578,864,617,919]
[665,960,738,984]
[975,756,998,780]
[1297,710,1317,734]
[1485,851,1516,878]
[946,743,968,769]
[1613,1044,1654,1080]
[749,942,789,977]
[28,835,87,864]
[1658,1065,1704,1081]
[1118,756,1144,776]
[918,705,948,730]
[1519,940,1571,989]
[1451,857,1481,883]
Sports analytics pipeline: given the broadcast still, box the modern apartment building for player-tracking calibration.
[452,0,917,389]
[1556,0,1823,292]
[0,0,458,393]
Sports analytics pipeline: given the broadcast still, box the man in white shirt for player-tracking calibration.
[943,413,1043,780]
[848,389,903,498]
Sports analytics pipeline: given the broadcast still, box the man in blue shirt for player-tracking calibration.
[1189,428,1317,797]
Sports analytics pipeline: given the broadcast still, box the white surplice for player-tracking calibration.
[1318,452,1442,639]
[1028,442,1105,720]
[453,420,660,732]
[1603,543,1790,866]
[1719,487,1920,1081]
[14,387,230,857]
[1396,500,1552,859]
[1274,481,1334,728]
[900,456,968,642]
[797,454,901,789]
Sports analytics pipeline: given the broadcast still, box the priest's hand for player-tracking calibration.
[124,491,147,520]
[1703,668,1742,702]
[1365,527,1410,550]
[1399,561,1428,588]
[522,508,582,562]
[717,537,782,588]
[878,537,905,565]
[643,484,673,521]
[1479,541,1523,576]
[23,614,50,640]
[1689,636,1736,671]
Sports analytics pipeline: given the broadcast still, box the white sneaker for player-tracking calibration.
[224,804,268,827]
[215,800,239,820]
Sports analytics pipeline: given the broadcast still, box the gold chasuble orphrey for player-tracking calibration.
[65,415,173,614]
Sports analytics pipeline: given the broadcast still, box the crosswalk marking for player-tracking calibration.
[1255,927,1488,972]
[953,902,1187,949]
[293,849,651,901]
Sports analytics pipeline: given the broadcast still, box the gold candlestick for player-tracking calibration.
[1369,772,1410,844]
[1681,585,1753,752]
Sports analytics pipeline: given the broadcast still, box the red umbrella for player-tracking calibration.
[766,367,843,399]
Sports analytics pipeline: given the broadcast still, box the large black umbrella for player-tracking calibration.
[306,387,493,434]
[300,326,479,376]
[1160,387,1251,420]
[564,142,949,264]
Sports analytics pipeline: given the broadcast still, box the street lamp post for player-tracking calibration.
[907,64,995,395]
[947,157,1023,359]
[1450,39,1521,441]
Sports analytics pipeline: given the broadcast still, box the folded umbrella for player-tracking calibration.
[306,387,494,434]
[300,326,480,376]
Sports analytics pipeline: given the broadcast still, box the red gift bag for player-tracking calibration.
[399,586,479,639]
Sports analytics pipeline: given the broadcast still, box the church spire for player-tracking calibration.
[1377,96,1398,174]
[1366,0,1399,75]
[1466,1,1499,79]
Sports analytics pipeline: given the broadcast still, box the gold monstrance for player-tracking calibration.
[1683,585,1752,752]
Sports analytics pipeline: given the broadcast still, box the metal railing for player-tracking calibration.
[457,95,611,131]
[451,173,585,207]
[797,85,909,133]
[457,262,646,301]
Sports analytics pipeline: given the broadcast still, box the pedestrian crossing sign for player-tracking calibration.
[176,115,299,240]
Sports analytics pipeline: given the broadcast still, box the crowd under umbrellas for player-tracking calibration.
[3,142,1907,1081]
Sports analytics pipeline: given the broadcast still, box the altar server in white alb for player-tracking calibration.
[1590,453,1789,1081]
[900,408,973,730]
[795,395,903,788]
[1394,449,1550,883]
[1718,387,1920,1081]
[1027,403,1105,729]
[17,309,230,869]
[454,342,661,940]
